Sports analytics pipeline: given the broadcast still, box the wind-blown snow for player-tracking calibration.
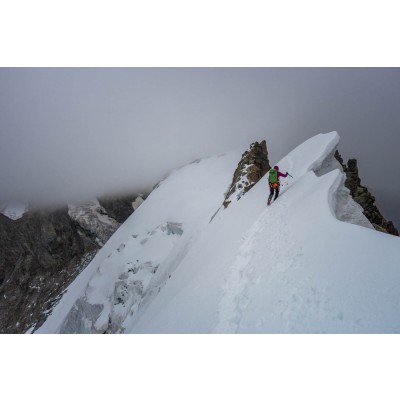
[36,132,400,334]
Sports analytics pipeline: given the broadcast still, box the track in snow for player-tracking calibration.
[213,171,295,333]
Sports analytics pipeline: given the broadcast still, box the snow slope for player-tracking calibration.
[37,132,400,334]
[36,153,241,333]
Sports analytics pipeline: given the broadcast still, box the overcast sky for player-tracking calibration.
[0,68,399,225]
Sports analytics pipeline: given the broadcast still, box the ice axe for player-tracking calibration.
[287,172,294,178]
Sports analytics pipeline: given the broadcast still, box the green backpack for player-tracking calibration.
[269,169,278,184]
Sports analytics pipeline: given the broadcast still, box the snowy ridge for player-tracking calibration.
[315,150,373,229]
[225,167,251,203]
[37,153,241,333]
[37,132,400,333]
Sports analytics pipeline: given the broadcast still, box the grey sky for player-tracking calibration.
[0,68,399,225]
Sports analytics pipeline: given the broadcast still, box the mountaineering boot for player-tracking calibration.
[267,198,271,206]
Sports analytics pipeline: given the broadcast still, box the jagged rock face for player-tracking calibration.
[223,141,271,208]
[335,151,399,236]
[68,200,121,246]
[98,193,145,223]
[0,192,148,333]
[0,208,99,334]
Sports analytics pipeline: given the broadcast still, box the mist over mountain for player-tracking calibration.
[1,68,399,224]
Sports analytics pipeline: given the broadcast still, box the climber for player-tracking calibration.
[267,166,289,205]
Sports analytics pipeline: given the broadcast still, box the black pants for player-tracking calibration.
[268,184,280,201]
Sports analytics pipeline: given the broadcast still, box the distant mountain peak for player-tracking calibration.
[0,202,29,220]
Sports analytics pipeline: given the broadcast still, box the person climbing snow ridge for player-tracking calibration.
[267,166,289,206]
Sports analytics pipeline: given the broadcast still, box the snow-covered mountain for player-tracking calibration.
[37,132,400,333]
[0,193,144,333]
[0,202,29,220]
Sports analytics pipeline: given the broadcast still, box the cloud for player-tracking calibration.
[1,68,399,224]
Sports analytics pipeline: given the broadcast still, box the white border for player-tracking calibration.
[0,0,399,66]
[1,334,399,399]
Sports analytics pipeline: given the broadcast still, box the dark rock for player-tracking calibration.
[0,208,99,334]
[335,151,399,236]
[223,141,271,208]
[98,193,146,223]
[0,190,150,333]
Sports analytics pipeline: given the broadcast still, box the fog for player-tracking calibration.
[1,68,399,225]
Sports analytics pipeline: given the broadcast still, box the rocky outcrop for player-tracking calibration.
[0,208,99,334]
[223,141,271,208]
[335,151,398,236]
[68,200,120,246]
[0,192,148,333]
[98,193,146,223]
